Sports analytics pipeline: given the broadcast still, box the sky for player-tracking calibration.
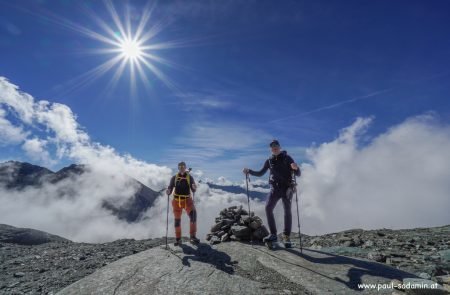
[1,0,449,180]
[1,1,450,238]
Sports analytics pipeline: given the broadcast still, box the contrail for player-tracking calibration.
[269,88,393,124]
[269,70,450,124]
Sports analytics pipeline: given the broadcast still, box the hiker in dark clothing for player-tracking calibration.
[243,140,301,247]
[166,162,200,245]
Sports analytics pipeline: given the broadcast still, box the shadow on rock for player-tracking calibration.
[281,248,418,291]
[179,243,236,275]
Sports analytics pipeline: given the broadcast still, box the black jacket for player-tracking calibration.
[249,151,300,187]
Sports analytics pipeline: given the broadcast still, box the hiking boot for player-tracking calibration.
[263,234,278,243]
[282,234,292,248]
[174,238,182,246]
[190,236,200,245]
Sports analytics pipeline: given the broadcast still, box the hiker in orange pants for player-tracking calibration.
[166,162,199,245]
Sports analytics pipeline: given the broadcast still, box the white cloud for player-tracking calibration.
[155,183,268,242]
[0,77,34,123]
[22,137,53,165]
[0,77,177,242]
[0,168,150,242]
[299,114,450,235]
[179,123,271,150]
[166,122,276,180]
[199,153,272,181]
[34,101,89,144]
[0,109,28,145]
[0,174,268,242]
[195,98,230,109]
[0,77,171,189]
[175,92,233,110]
[216,176,233,185]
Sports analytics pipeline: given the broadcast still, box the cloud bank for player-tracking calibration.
[0,77,267,242]
[0,167,267,243]
[299,115,450,234]
[1,76,449,242]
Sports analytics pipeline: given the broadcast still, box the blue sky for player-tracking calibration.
[1,0,450,180]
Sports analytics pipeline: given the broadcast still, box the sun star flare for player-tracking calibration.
[45,0,181,94]
[119,38,144,60]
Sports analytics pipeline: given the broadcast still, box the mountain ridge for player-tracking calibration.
[0,161,160,223]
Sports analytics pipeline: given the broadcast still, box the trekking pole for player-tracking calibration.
[245,173,253,245]
[245,173,251,217]
[165,192,170,250]
[292,171,303,253]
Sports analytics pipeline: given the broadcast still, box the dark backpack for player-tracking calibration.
[174,173,191,195]
[268,152,292,187]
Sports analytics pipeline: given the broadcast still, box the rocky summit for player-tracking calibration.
[296,225,450,284]
[0,226,174,294]
[1,223,450,294]
[57,242,433,295]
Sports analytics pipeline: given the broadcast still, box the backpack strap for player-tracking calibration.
[175,173,181,186]
[186,172,191,188]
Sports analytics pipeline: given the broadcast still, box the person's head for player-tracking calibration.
[269,139,281,155]
[178,161,187,173]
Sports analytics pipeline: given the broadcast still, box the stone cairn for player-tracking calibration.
[206,205,269,245]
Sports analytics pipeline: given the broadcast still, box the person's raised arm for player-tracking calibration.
[243,160,270,177]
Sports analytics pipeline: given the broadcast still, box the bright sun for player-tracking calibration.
[52,1,181,93]
[119,38,143,60]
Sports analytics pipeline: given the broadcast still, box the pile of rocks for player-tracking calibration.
[206,206,269,245]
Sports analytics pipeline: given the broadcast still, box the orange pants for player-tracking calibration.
[172,197,197,239]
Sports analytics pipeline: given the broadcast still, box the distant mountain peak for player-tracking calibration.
[0,161,53,189]
[0,160,161,223]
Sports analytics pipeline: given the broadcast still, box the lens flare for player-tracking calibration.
[29,0,184,94]
[119,38,143,60]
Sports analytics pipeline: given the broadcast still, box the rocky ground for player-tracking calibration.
[0,236,176,294]
[1,224,449,294]
[294,225,450,284]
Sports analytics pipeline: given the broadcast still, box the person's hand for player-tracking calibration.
[291,163,299,171]
[166,189,171,196]
[243,168,250,175]
[191,183,197,192]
